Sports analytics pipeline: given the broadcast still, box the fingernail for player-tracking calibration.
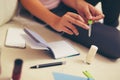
[88,16,92,20]
[70,33,74,35]
[76,32,79,36]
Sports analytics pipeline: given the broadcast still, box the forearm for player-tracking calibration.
[20,0,60,27]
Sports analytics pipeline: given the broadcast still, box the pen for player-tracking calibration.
[30,61,66,69]
[88,20,93,37]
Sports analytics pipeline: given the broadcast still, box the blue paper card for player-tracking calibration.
[53,72,88,80]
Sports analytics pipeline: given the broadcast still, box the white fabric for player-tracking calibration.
[0,0,18,26]
[40,0,60,9]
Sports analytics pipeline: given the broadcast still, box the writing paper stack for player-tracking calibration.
[5,28,26,48]
[24,28,79,59]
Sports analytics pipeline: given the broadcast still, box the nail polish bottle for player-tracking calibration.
[86,45,98,64]
[11,59,23,80]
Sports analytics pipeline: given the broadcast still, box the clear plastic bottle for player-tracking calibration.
[86,45,98,64]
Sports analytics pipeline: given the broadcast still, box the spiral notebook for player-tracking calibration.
[24,28,79,59]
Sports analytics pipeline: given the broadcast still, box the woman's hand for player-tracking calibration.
[51,12,89,35]
[75,0,104,23]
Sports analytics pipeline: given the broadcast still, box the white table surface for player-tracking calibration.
[0,16,120,80]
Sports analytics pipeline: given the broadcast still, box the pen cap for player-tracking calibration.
[12,59,23,80]
[86,45,98,64]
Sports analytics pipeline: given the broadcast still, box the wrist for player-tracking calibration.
[48,15,60,28]
[75,0,86,9]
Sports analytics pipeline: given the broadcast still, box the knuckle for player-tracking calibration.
[66,12,71,15]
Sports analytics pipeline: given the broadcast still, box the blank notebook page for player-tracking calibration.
[48,41,79,59]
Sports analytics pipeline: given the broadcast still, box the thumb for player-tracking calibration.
[84,7,92,20]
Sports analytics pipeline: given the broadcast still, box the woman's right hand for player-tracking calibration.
[51,12,89,36]
[75,0,104,23]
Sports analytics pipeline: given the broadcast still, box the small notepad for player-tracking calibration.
[5,28,26,48]
[24,28,79,59]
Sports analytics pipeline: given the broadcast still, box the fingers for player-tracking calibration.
[55,12,90,36]
[62,27,74,35]
[68,12,85,23]
[60,23,79,36]
[92,15,104,21]
[89,5,104,21]
[83,6,93,20]
[92,11,104,21]
[65,21,79,35]
[66,12,89,30]
[77,3,104,22]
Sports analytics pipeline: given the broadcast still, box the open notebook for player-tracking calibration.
[24,28,79,59]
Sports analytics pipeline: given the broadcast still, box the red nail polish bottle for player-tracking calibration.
[12,59,23,80]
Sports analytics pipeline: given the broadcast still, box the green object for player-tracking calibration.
[88,20,93,25]
[83,71,94,79]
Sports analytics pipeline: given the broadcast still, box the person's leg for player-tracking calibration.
[45,2,120,59]
[63,23,120,59]
[101,0,120,27]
